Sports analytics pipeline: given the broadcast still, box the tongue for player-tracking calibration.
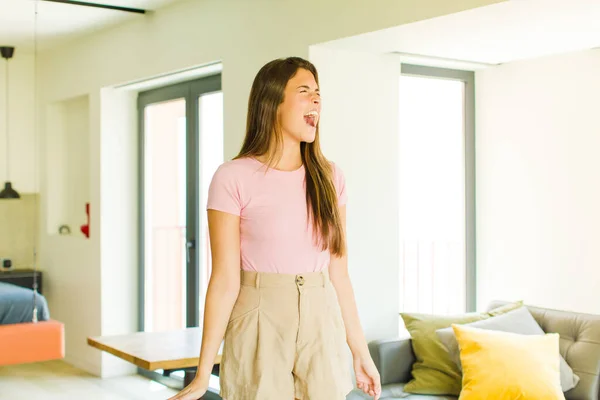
[304,115,316,127]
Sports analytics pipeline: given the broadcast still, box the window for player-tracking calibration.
[197,91,224,320]
[138,75,222,333]
[398,64,475,315]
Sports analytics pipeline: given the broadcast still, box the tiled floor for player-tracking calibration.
[0,360,178,400]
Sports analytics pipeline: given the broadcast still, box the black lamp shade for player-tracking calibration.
[0,182,20,199]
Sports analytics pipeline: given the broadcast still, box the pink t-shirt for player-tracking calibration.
[206,157,347,274]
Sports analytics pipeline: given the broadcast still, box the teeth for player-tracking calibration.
[305,111,319,117]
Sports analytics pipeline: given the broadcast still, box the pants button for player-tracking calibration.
[296,275,305,286]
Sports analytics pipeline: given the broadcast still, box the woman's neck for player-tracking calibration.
[277,143,303,171]
[258,141,302,172]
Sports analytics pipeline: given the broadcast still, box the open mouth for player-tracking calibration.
[304,110,319,128]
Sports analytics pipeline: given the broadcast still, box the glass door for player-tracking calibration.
[142,96,188,332]
[398,64,475,317]
[138,74,222,335]
[197,91,224,324]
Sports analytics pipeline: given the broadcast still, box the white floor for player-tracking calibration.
[0,360,179,400]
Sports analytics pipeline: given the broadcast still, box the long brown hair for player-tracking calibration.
[236,57,345,257]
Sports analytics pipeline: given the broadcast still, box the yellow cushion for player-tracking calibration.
[452,324,565,400]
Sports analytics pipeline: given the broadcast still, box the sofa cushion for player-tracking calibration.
[452,324,565,399]
[436,306,580,392]
[487,301,600,400]
[400,301,522,395]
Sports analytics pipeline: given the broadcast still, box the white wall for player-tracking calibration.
[476,48,600,314]
[310,47,401,341]
[0,51,36,193]
[37,0,504,376]
[45,95,90,237]
[99,88,138,376]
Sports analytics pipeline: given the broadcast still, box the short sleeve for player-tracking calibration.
[332,162,347,206]
[206,164,243,216]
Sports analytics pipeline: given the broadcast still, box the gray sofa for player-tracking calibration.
[348,301,600,399]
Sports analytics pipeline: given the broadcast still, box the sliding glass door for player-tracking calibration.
[138,74,222,334]
[197,91,224,323]
[398,64,475,315]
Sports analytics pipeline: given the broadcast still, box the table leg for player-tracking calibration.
[182,366,222,399]
[184,369,196,387]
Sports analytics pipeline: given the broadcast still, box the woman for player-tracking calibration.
[169,57,381,400]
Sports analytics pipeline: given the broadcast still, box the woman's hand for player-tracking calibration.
[167,376,208,400]
[354,354,382,400]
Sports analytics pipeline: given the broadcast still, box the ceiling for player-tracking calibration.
[322,0,600,67]
[0,0,182,52]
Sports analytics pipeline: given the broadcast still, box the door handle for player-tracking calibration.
[186,240,195,263]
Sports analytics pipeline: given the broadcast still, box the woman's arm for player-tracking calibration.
[191,210,242,385]
[329,205,381,399]
[328,205,369,358]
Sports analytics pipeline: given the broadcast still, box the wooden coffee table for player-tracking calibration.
[88,327,221,389]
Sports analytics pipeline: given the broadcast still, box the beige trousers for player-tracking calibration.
[219,268,354,400]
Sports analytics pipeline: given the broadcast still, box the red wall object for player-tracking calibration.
[80,202,90,238]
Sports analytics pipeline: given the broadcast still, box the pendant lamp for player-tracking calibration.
[0,46,20,199]
[0,0,65,368]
